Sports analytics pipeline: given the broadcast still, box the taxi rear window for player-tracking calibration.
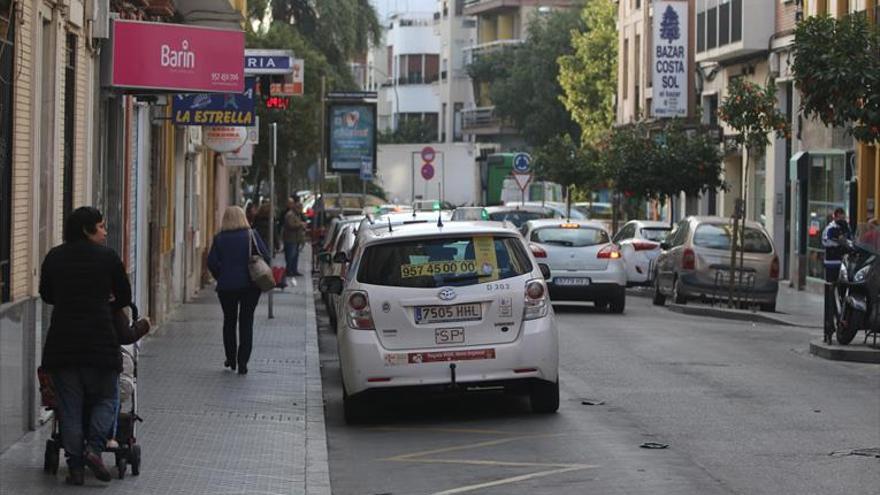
[531,226,609,247]
[357,236,533,287]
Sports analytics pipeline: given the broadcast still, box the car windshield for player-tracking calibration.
[531,226,609,247]
[693,224,773,253]
[488,210,553,227]
[357,235,532,287]
[641,227,671,242]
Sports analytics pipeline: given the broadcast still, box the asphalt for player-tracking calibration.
[320,295,880,495]
[0,270,330,494]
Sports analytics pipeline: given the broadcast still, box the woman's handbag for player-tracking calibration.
[113,303,151,345]
[249,229,276,292]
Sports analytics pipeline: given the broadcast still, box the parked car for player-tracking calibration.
[613,220,672,286]
[505,201,587,221]
[484,205,558,229]
[522,219,627,313]
[652,216,779,311]
[320,224,358,329]
[320,221,559,423]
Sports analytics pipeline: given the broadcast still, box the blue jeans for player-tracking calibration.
[284,241,300,275]
[52,367,119,468]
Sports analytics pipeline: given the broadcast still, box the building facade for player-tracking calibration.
[0,0,247,453]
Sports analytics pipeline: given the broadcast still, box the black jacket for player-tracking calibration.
[39,241,132,372]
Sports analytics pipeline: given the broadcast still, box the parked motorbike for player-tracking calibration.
[833,229,880,345]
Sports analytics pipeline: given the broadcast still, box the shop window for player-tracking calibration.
[0,6,14,302]
[806,154,847,279]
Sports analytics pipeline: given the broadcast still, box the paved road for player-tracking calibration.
[317,292,880,495]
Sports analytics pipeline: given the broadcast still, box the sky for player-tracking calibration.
[372,0,438,21]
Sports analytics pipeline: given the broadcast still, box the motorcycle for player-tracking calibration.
[833,226,880,345]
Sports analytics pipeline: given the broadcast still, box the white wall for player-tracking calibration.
[396,85,442,114]
[389,23,441,55]
[376,143,478,205]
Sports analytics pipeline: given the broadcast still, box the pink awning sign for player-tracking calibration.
[110,20,244,93]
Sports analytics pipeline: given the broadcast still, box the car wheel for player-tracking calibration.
[673,277,687,305]
[609,292,626,314]
[652,275,666,306]
[530,379,560,414]
[342,384,368,425]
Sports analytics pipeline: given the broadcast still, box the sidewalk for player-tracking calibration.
[0,274,330,494]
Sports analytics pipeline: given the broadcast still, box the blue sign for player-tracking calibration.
[244,50,294,75]
[360,159,374,181]
[172,77,255,126]
[513,153,531,173]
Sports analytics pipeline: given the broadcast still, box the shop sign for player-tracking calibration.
[244,49,295,75]
[172,77,255,126]
[109,20,244,93]
[651,0,688,118]
[326,102,377,174]
[204,126,248,153]
[223,143,253,167]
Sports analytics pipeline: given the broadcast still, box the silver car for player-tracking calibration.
[522,219,627,313]
[652,216,779,311]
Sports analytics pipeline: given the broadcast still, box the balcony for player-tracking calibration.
[461,106,516,135]
[695,0,774,64]
[464,0,576,16]
[463,39,524,65]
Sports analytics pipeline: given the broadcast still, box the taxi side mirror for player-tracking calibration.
[333,251,349,264]
[538,263,551,280]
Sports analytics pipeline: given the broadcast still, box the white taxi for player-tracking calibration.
[320,221,560,423]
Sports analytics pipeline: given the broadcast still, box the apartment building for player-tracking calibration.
[462,0,576,149]
[435,0,476,143]
[0,0,247,453]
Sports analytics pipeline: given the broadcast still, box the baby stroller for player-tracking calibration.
[39,303,146,479]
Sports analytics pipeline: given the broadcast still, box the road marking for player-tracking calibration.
[392,458,596,469]
[369,426,514,435]
[384,433,564,461]
[429,466,593,495]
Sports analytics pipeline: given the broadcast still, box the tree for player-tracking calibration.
[718,78,789,158]
[558,0,617,144]
[467,8,584,147]
[792,13,880,143]
[533,134,604,193]
[659,5,681,44]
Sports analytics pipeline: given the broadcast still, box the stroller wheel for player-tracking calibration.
[43,440,59,475]
[130,444,141,476]
[115,452,127,479]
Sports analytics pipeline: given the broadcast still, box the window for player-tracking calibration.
[63,34,77,221]
[732,0,742,42]
[532,226,610,247]
[623,38,629,99]
[358,236,533,287]
[719,1,730,46]
[693,223,773,253]
[441,103,447,143]
[489,210,553,228]
[707,6,718,50]
[635,34,641,117]
[425,54,439,83]
[697,11,706,52]
[453,102,463,142]
[613,223,637,242]
[640,228,671,242]
[424,112,439,141]
[0,5,14,302]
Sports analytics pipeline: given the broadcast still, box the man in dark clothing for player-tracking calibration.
[821,207,852,341]
[39,207,130,485]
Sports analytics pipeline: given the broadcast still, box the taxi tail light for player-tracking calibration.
[682,248,696,270]
[530,244,547,258]
[597,245,621,259]
[524,279,549,320]
[770,256,780,280]
[346,291,375,330]
[632,241,659,251]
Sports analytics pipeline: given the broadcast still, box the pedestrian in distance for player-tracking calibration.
[822,207,852,342]
[245,201,258,227]
[253,200,273,252]
[208,206,271,375]
[39,206,130,485]
[283,196,306,277]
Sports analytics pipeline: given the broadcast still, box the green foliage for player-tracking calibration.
[468,8,584,147]
[558,0,618,144]
[378,119,437,144]
[792,13,880,143]
[718,78,789,155]
[533,134,604,192]
[599,120,725,203]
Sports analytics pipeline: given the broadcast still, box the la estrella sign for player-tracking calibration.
[173,77,255,126]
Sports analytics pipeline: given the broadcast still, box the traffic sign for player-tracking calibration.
[512,172,531,191]
[513,153,531,173]
[421,146,436,163]
[360,158,374,181]
[421,163,435,180]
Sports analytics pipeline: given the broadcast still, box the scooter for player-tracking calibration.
[833,240,880,345]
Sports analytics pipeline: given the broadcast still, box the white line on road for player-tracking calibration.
[428,466,594,495]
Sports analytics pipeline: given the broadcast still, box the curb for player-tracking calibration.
[809,339,880,364]
[303,272,333,495]
[666,303,802,327]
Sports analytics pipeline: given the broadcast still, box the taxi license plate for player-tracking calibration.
[415,303,482,324]
[555,277,591,286]
[435,328,464,345]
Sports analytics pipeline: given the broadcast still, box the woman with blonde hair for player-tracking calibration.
[207,206,271,375]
